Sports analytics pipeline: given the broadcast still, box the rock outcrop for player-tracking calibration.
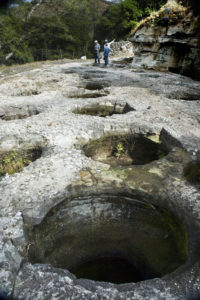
[110,41,133,58]
[0,59,200,299]
[130,0,200,80]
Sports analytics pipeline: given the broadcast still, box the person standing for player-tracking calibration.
[104,41,110,67]
[103,39,115,67]
[94,40,100,64]
[104,39,115,49]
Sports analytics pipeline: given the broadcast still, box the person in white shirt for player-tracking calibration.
[104,39,115,49]
[103,39,115,66]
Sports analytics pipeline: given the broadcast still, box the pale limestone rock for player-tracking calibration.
[0,59,199,299]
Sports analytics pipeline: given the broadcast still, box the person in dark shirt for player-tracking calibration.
[94,40,100,64]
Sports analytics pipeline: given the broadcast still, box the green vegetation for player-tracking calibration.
[0,0,167,65]
[0,147,42,176]
[0,151,30,175]
[114,142,124,158]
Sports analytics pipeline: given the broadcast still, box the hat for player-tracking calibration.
[105,40,108,43]
[94,40,98,43]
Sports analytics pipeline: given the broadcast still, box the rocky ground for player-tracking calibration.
[0,58,200,299]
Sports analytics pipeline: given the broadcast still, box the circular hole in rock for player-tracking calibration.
[16,89,41,96]
[83,74,106,79]
[73,103,135,117]
[183,161,200,187]
[69,90,109,99]
[0,146,42,177]
[87,70,107,74]
[167,90,200,101]
[83,134,169,166]
[27,195,188,284]
[85,81,110,90]
[113,57,133,65]
[83,70,107,80]
[0,105,39,121]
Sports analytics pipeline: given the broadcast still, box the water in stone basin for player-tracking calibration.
[27,194,188,284]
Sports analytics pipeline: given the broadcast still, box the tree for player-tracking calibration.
[96,0,142,40]
[62,0,94,56]
[95,0,167,42]
[0,0,169,65]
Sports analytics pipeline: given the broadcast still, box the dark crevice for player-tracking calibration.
[85,81,110,90]
[71,256,145,284]
[183,161,200,187]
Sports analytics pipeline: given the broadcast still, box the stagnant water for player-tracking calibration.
[27,194,188,284]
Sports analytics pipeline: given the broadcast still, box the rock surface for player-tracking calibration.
[130,0,200,80]
[0,59,200,299]
[110,41,133,58]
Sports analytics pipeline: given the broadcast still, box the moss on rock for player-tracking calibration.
[0,147,42,177]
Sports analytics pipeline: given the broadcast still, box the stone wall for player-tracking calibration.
[129,0,200,80]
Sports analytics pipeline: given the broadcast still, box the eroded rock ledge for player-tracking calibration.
[130,0,200,80]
